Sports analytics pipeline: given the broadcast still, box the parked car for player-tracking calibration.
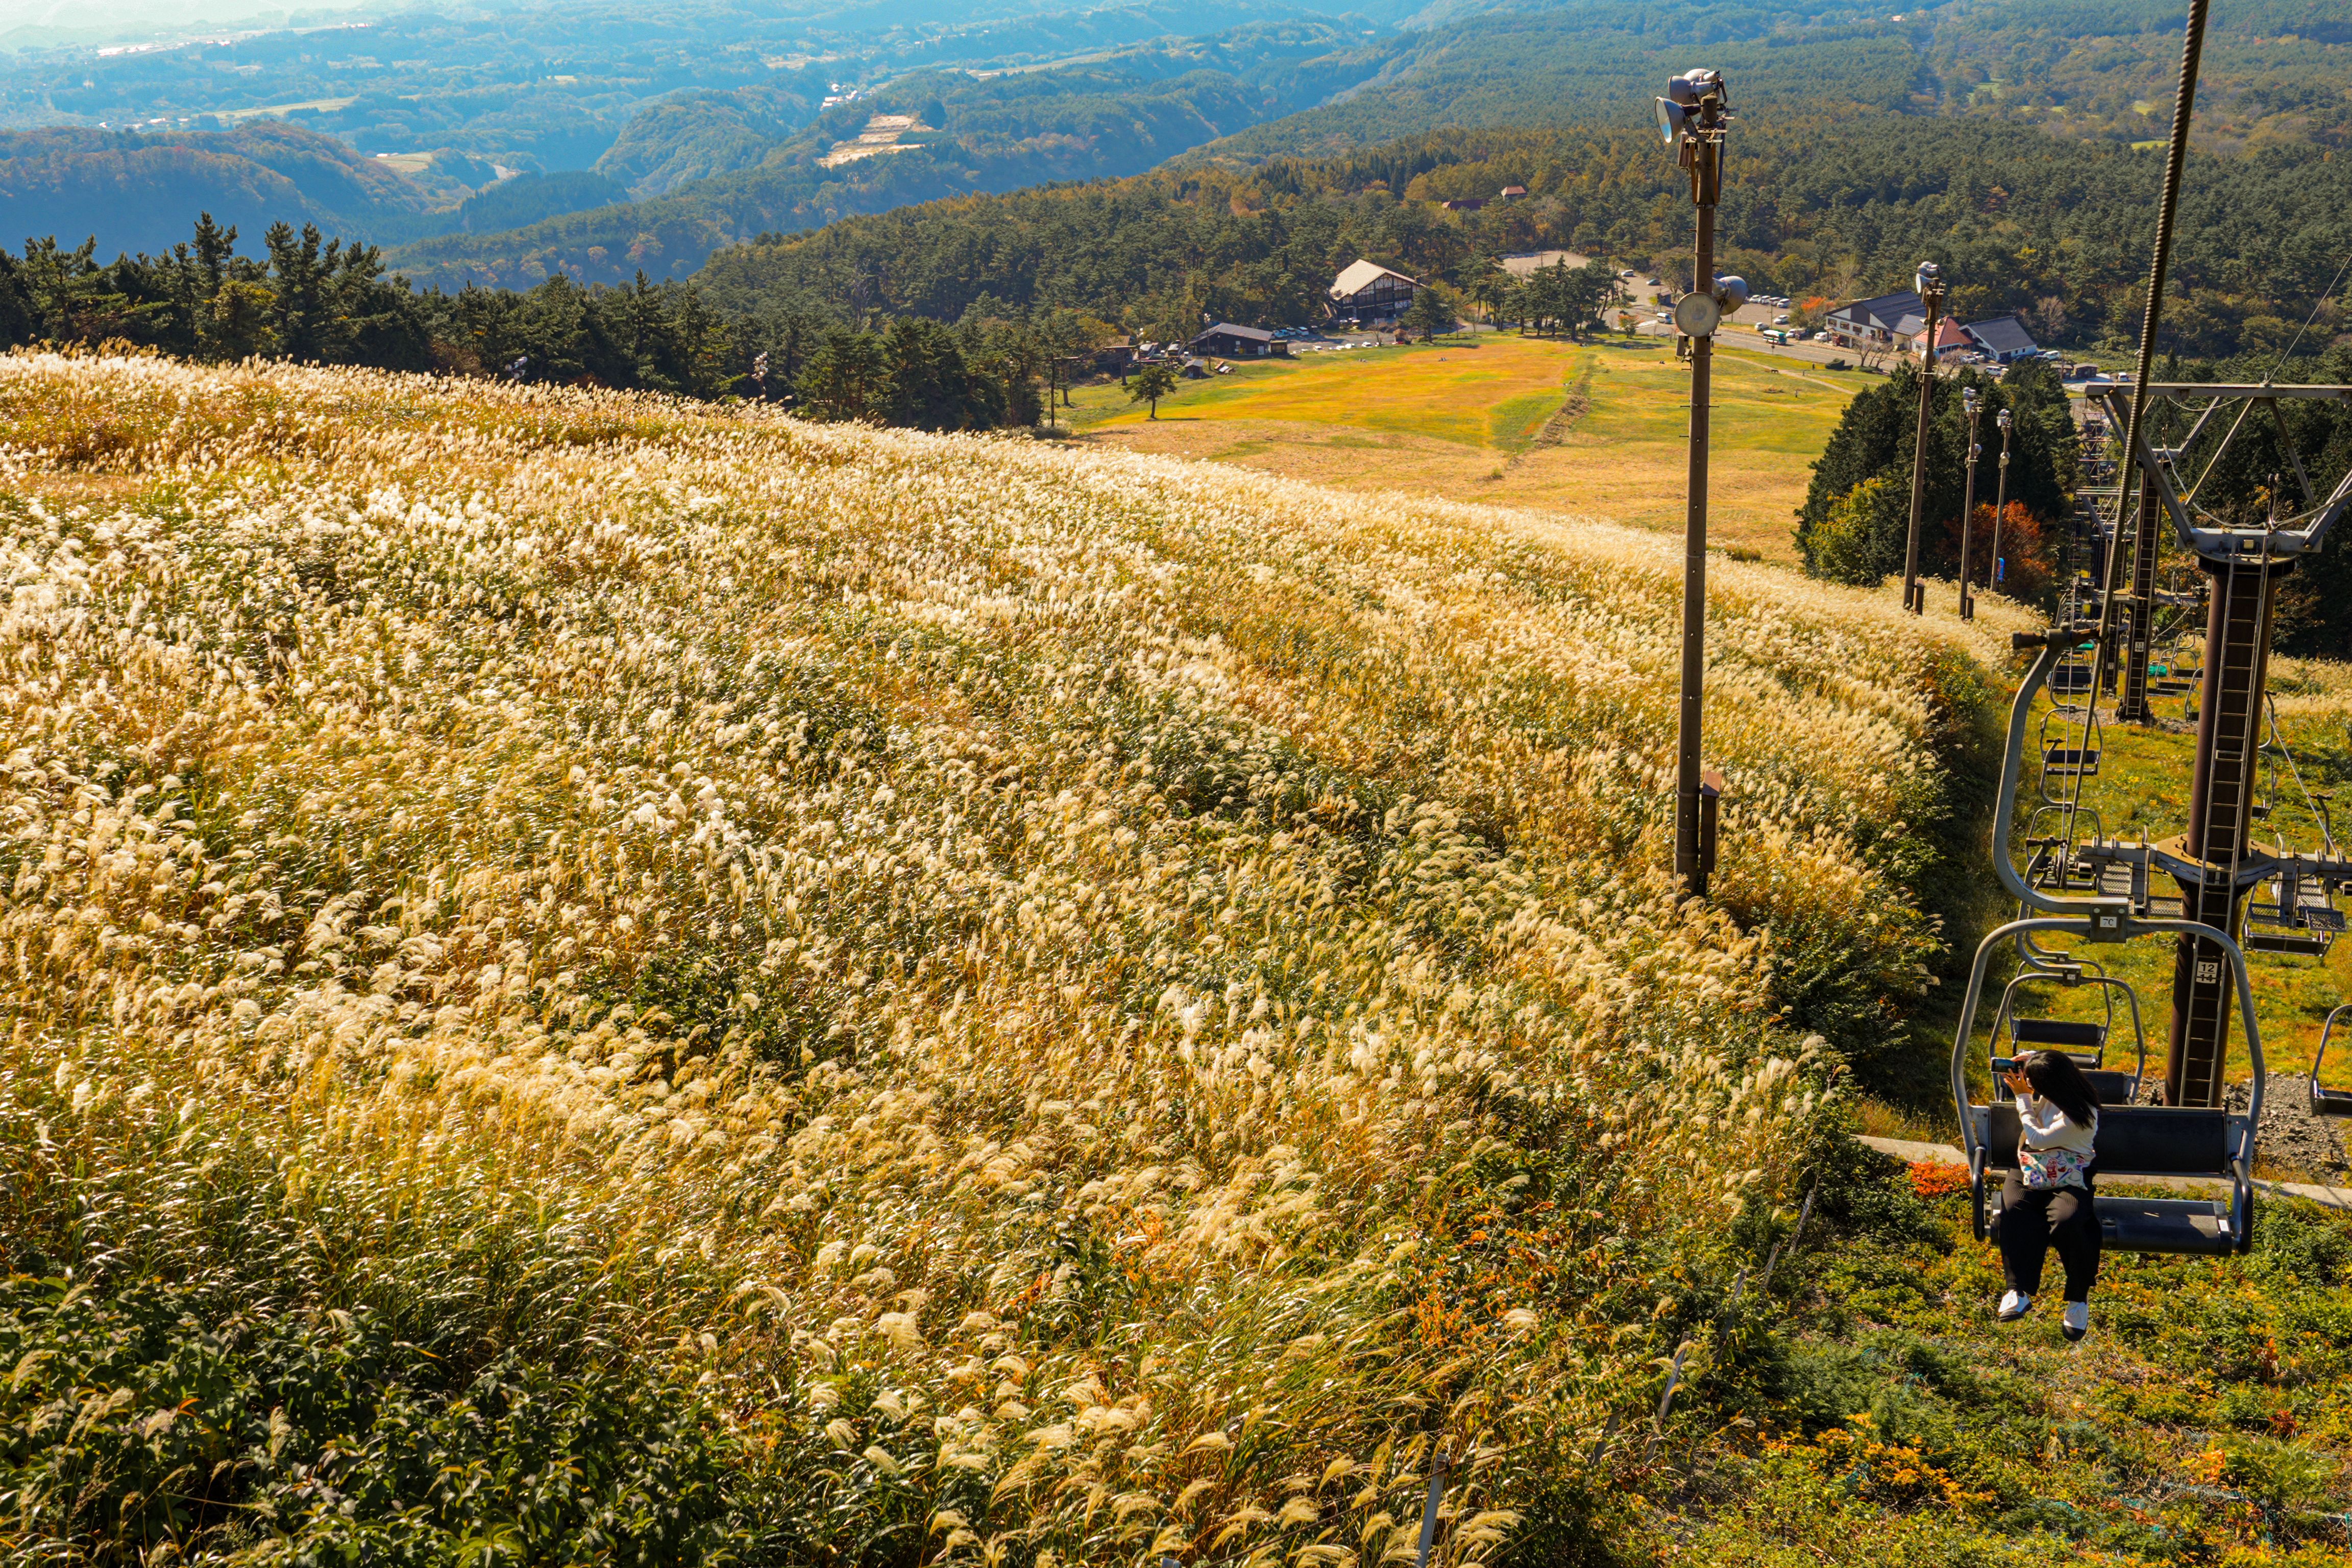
[1773,313,1790,324]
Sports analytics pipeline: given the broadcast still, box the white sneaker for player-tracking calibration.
[2063,1302,2090,1341]
[1998,1290,2033,1321]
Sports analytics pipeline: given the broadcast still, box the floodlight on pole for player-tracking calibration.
[1657,66,1732,898]
[1899,260,1947,615]
[1990,406,2013,589]
[1957,385,1982,621]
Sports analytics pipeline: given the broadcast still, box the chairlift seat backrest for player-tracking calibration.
[2082,1069,2138,1103]
[2312,1085,2352,1119]
[2009,1017,2105,1051]
[1982,1104,2231,1178]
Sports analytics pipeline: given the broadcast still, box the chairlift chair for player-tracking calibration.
[1989,965,2147,1107]
[2311,1004,2352,1118]
[2245,869,2345,958]
[2022,805,2108,895]
[2036,706,2103,805]
[1961,930,2261,1256]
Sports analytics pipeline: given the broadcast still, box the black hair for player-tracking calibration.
[2024,1049,2101,1130]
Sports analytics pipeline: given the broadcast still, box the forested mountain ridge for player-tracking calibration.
[697,113,2352,360]
[0,122,456,258]
[8,0,2351,297]
[1187,0,2352,161]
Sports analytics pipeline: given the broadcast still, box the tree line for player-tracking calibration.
[1796,358,2081,604]
[1796,345,2352,659]
[697,112,2352,363]
[0,217,1106,434]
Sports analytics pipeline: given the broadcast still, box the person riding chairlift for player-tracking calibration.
[1996,1049,2102,1341]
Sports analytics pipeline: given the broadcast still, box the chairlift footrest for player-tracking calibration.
[2094,1196,2242,1255]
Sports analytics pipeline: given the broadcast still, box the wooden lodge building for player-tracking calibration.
[1191,323,1284,358]
[1328,259,1418,325]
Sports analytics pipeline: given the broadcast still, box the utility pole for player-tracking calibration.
[1989,407,2013,593]
[1657,68,1735,897]
[1900,261,1946,615]
[1957,385,1982,620]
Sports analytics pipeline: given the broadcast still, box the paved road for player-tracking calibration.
[1860,1134,2352,1209]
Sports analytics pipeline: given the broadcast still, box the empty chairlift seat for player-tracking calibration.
[1974,1102,2252,1255]
[2050,664,2096,697]
[2245,881,2343,957]
[2000,1016,2136,1104]
[2043,746,2101,777]
[2312,1006,2352,1118]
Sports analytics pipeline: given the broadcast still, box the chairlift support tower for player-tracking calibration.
[1950,0,2352,1257]
[1900,262,1947,615]
[2093,380,2352,1101]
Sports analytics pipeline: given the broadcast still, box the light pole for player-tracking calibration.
[1957,385,1982,620]
[1656,67,1734,898]
[1900,260,1946,615]
[1989,406,2013,594]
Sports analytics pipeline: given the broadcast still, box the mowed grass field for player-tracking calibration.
[1070,334,1876,563]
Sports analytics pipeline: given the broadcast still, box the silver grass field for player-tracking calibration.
[1,353,2024,1563]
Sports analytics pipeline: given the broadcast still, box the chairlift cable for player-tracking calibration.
[2259,246,2352,381]
[2091,0,2213,698]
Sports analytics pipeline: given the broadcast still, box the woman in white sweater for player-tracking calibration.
[1995,1049,2102,1341]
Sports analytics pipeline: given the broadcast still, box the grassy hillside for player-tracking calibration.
[0,351,2057,1560]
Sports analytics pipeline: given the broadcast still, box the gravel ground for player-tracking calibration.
[2226,1073,2349,1179]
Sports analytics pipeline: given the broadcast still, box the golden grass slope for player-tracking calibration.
[1,353,2020,1560]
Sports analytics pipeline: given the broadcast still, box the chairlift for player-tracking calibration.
[2310,1004,2352,1118]
[1959,923,2261,1255]
[2242,700,2345,956]
[2036,701,2102,802]
[2244,872,2344,958]
[1956,636,2265,1257]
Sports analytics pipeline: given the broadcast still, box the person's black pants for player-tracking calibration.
[1996,1173,2100,1301]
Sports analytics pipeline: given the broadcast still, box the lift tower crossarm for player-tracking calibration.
[2118,411,2352,562]
[2118,383,2352,400]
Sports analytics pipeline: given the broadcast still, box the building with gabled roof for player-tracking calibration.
[1964,315,2041,362]
[1826,287,1924,349]
[1192,322,1284,358]
[1329,259,1418,324]
[1905,316,1972,355]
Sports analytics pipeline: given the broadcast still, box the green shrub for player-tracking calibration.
[0,1277,748,1565]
